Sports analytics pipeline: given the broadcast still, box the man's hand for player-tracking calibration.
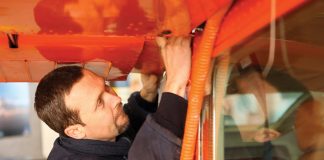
[253,128,281,143]
[140,74,160,102]
[156,36,192,97]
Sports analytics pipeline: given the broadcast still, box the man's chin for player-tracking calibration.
[117,116,130,134]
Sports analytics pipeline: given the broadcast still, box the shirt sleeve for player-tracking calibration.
[128,92,188,160]
[123,92,158,135]
[152,92,188,138]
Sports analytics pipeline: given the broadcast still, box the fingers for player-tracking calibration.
[141,74,160,84]
[155,35,192,97]
[156,36,167,64]
[254,128,281,143]
[182,36,191,48]
[156,36,191,48]
[140,73,160,102]
[168,36,191,47]
[156,37,167,49]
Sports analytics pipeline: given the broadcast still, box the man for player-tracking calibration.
[295,99,324,160]
[34,36,191,159]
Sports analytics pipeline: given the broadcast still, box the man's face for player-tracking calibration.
[65,69,129,141]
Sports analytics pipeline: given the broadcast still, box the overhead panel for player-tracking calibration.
[2,0,310,81]
[0,61,30,82]
[0,0,197,82]
[28,61,55,82]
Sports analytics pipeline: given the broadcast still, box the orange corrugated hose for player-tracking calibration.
[180,2,232,160]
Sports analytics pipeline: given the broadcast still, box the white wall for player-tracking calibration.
[41,122,58,158]
[0,83,43,159]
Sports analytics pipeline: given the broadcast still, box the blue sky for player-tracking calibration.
[0,83,30,108]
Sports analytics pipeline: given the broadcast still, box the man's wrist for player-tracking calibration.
[164,82,186,98]
[140,90,158,102]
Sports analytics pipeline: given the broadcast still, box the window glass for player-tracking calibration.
[216,1,324,159]
[0,83,31,138]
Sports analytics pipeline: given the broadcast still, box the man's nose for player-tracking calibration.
[105,91,121,103]
[106,86,118,96]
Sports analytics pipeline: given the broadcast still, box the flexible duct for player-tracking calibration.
[180,2,232,160]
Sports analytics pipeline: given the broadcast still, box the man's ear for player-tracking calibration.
[64,124,86,139]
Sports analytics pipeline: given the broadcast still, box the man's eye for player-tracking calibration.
[97,98,103,106]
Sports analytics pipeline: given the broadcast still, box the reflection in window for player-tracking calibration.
[224,92,303,126]
[0,83,31,138]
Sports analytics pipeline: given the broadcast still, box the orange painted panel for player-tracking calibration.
[186,0,231,28]
[0,0,191,35]
[0,34,144,74]
[0,69,5,82]
[135,40,164,75]
[0,61,30,82]
[0,0,193,81]
[213,0,310,56]
[0,0,313,82]
[28,61,55,82]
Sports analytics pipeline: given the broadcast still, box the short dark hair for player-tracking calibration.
[34,66,85,135]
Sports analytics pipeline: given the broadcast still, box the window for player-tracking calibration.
[200,1,324,159]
